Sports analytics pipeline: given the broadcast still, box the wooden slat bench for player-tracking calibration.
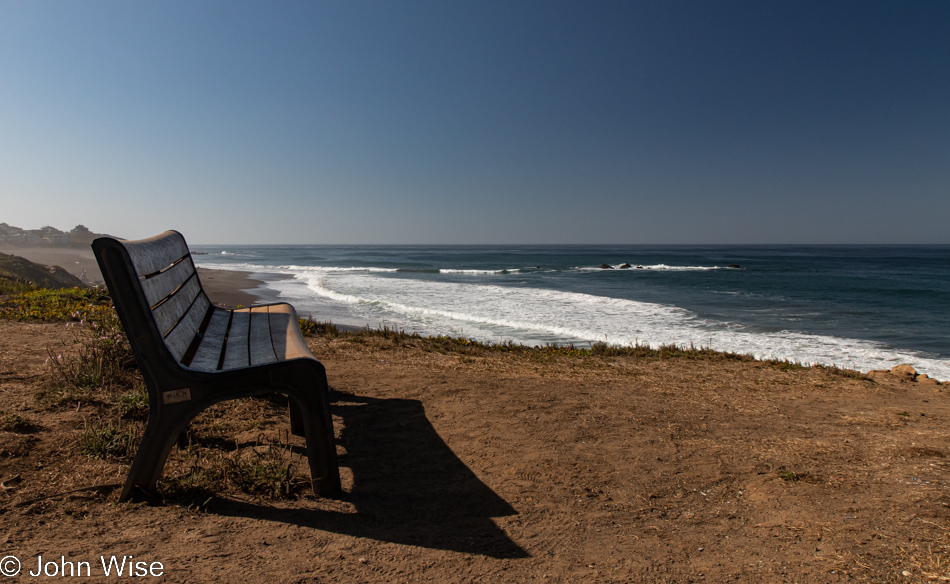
[92,231,341,502]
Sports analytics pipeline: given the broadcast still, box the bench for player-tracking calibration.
[92,231,341,502]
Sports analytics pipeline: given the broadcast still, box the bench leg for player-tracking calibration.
[289,372,342,497]
[289,400,305,437]
[119,411,189,503]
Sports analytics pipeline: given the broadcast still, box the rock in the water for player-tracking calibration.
[598,264,613,269]
[618,263,632,269]
[728,264,741,269]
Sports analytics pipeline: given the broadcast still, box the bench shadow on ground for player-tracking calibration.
[214,389,528,559]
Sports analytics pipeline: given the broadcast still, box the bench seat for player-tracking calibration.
[186,304,315,372]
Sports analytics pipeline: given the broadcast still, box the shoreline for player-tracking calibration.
[197,267,366,333]
[196,267,275,308]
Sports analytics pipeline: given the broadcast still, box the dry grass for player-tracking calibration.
[37,312,139,407]
[0,410,38,433]
[160,428,309,507]
[78,419,141,462]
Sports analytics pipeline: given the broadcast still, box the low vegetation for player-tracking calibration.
[295,316,812,368]
[114,387,149,420]
[39,310,139,407]
[78,419,140,461]
[0,410,37,433]
[160,432,308,507]
[0,278,37,295]
[0,287,112,322]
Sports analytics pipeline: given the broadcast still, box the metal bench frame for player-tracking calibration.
[93,231,341,502]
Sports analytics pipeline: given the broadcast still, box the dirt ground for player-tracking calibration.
[2,319,950,583]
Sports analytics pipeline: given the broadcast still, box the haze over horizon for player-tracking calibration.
[1,1,948,245]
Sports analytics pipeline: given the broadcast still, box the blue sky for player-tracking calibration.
[1,1,948,244]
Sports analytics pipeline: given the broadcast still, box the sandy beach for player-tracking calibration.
[1,247,950,582]
[195,267,275,308]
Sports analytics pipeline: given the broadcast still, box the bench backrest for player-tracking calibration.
[93,231,211,368]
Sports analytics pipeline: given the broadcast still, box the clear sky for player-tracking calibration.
[1,1,948,244]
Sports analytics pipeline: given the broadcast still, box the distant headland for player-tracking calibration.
[0,223,116,248]
[0,223,117,285]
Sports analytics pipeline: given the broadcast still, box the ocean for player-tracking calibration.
[191,245,950,380]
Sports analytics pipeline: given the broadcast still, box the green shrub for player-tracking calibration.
[772,361,806,372]
[114,387,149,420]
[0,287,113,322]
[0,278,37,295]
[298,318,340,338]
[79,420,140,461]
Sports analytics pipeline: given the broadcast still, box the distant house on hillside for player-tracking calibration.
[0,223,69,245]
[40,226,69,244]
[0,223,25,243]
[24,230,45,244]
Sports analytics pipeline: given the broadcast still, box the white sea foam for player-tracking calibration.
[197,262,398,273]
[196,261,271,273]
[193,260,950,381]
[577,264,722,271]
[439,268,520,275]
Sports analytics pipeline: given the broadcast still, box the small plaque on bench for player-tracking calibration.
[162,388,192,404]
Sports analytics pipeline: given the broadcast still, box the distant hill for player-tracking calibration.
[0,223,117,247]
[0,252,86,290]
[65,224,117,246]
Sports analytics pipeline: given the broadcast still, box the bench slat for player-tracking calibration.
[140,257,196,308]
[249,307,278,366]
[188,308,231,371]
[163,294,210,362]
[122,231,191,278]
[268,304,313,361]
[222,309,251,369]
[152,276,203,336]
